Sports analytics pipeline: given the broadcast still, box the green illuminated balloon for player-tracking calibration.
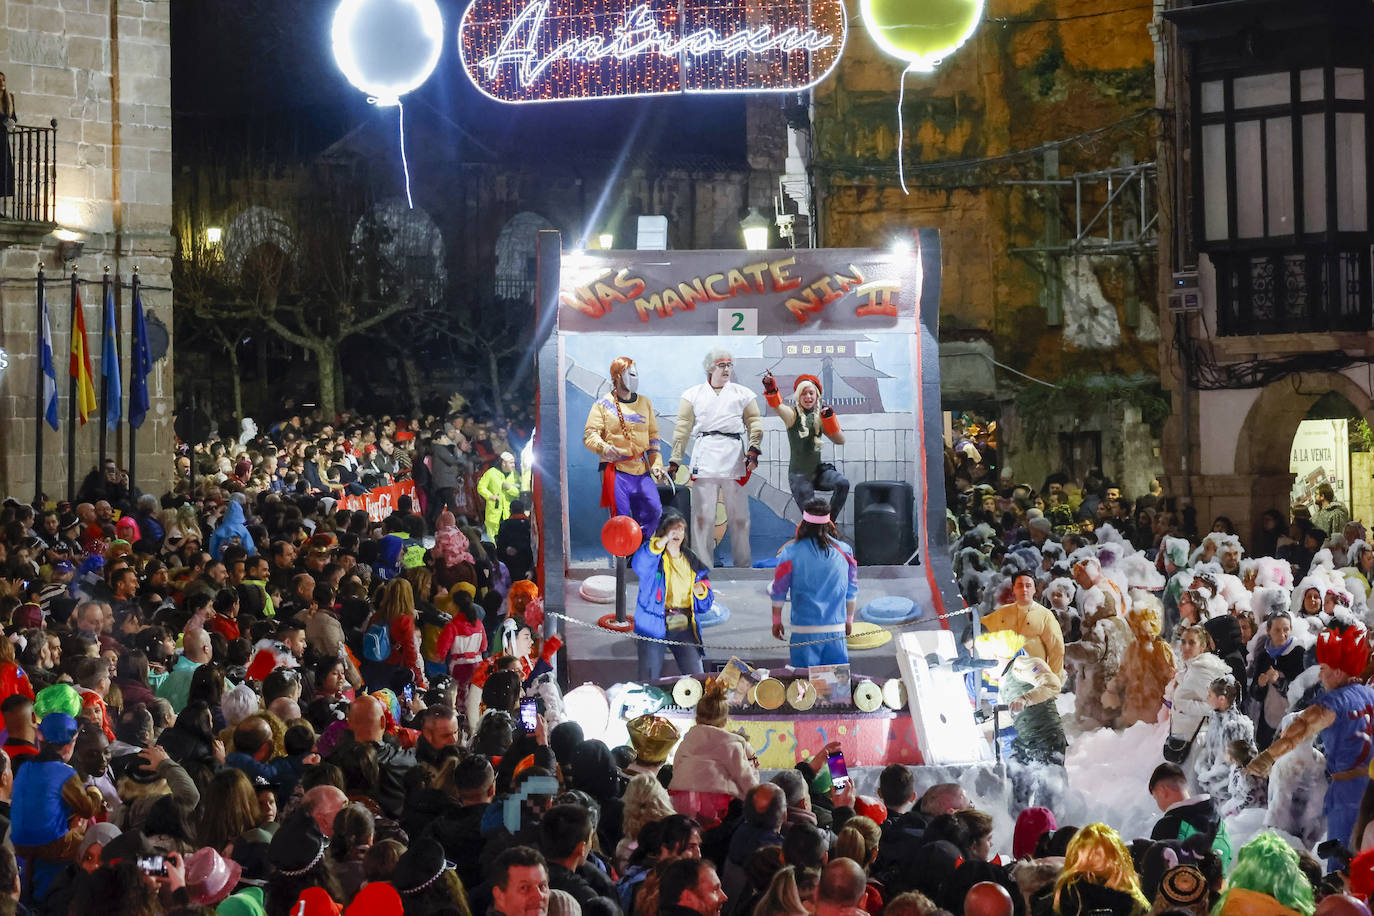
[861,0,984,71]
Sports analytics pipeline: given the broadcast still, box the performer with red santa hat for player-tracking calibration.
[762,370,849,518]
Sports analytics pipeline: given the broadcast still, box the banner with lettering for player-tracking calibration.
[1290,418,1350,509]
[339,480,418,522]
[557,247,921,335]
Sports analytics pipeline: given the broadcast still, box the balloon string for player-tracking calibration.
[897,64,915,196]
[398,101,414,209]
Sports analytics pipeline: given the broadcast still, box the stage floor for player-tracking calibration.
[558,564,952,685]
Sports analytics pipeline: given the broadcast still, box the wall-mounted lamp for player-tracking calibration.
[740,208,770,251]
[206,226,223,244]
[53,229,85,264]
[597,232,614,250]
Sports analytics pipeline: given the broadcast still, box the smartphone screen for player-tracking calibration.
[827,750,850,789]
[402,684,414,704]
[520,698,539,732]
[138,855,167,877]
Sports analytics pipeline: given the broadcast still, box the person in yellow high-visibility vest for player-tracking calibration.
[477,452,521,540]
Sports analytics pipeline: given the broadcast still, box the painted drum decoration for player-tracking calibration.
[673,675,704,707]
[786,678,817,711]
[881,677,907,710]
[853,679,883,712]
[753,677,786,710]
[458,0,848,102]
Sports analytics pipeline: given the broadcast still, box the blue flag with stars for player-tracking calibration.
[102,280,121,429]
[129,279,151,429]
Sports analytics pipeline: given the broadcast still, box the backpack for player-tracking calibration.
[363,620,393,663]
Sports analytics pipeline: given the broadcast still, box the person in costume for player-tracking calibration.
[770,497,859,667]
[981,571,1064,678]
[761,370,849,517]
[669,348,764,569]
[12,693,105,900]
[1000,654,1068,811]
[476,451,521,540]
[630,510,712,682]
[1248,621,1374,867]
[583,356,669,537]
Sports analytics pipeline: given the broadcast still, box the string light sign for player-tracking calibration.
[458,0,847,102]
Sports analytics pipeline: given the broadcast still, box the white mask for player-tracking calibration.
[622,365,639,395]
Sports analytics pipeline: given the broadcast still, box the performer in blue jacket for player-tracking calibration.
[631,510,713,682]
[770,497,859,667]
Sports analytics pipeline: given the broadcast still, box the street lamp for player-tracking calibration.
[206,227,223,244]
[598,232,614,250]
[740,208,769,250]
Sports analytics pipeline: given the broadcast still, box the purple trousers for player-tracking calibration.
[616,470,662,539]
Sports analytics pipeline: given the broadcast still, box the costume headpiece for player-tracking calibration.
[627,714,680,764]
[802,510,831,524]
[794,374,822,396]
[609,356,634,389]
[1316,623,1368,679]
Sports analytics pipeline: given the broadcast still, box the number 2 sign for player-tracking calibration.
[718,308,758,335]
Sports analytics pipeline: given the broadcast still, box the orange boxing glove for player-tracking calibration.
[821,406,840,437]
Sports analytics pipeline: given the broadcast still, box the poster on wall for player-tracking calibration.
[1290,418,1350,509]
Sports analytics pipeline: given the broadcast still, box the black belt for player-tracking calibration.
[701,431,742,439]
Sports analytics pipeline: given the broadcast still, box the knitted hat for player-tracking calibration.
[1158,865,1209,908]
[794,374,822,396]
[548,889,583,916]
[1012,807,1057,860]
[77,822,122,865]
[14,603,42,629]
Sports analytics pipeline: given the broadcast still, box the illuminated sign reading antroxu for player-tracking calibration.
[458,0,847,102]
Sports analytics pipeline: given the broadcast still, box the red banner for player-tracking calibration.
[339,480,417,522]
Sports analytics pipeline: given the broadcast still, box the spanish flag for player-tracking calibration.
[69,280,97,424]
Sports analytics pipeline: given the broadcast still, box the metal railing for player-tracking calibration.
[1212,243,1373,335]
[0,119,57,224]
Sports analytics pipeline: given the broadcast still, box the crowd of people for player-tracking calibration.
[946,446,1374,915]
[0,404,1368,916]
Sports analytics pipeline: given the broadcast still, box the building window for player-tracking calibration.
[1196,66,1374,334]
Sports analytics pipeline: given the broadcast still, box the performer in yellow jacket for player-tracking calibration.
[583,356,669,537]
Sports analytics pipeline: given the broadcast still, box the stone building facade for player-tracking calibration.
[807,0,1164,495]
[0,0,174,501]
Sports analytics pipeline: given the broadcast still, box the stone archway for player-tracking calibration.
[1232,371,1374,543]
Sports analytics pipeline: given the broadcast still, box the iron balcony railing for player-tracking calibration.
[1212,243,1373,335]
[0,119,57,225]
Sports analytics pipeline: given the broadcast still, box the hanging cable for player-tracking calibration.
[896,64,915,195]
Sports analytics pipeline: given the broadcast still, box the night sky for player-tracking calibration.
[171,0,748,167]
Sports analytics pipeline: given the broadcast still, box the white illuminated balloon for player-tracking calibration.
[331,0,444,106]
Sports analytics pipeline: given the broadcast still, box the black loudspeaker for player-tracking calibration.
[853,480,916,566]
[657,482,693,547]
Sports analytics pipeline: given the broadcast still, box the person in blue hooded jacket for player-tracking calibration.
[209,498,257,560]
[631,510,712,682]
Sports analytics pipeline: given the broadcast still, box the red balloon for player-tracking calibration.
[601,516,643,557]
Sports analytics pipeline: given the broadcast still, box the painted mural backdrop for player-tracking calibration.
[555,246,928,566]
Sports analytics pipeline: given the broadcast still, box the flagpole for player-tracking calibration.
[128,267,139,492]
[34,265,45,507]
[66,267,77,503]
[98,267,110,466]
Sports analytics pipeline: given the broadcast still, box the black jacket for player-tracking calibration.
[1048,878,1145,916]
[548,862,621,914]
[1151,797,1223,846]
